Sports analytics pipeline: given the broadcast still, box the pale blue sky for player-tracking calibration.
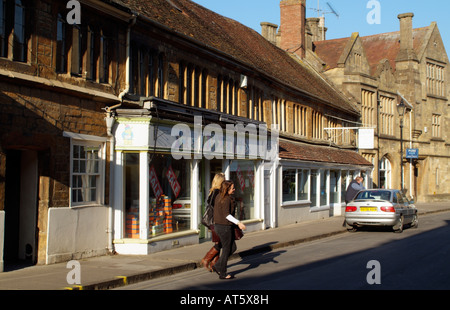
[192,0,450,51]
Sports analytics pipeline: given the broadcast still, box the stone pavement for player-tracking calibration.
[0,202,449,290]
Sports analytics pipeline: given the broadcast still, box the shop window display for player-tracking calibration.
[124,153,191,239]
[124,153,139,238]
[148,154,191,237]
[229,160,255,220]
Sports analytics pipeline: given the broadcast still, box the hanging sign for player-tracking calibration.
[358,128,375,150]
[165,165,181,198]
[149,165,163,201]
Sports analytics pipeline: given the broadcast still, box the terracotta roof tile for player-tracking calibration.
[110,0,358,114]
[279,139,372,166]
[315,27,429,75]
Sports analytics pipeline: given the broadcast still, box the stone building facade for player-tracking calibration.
[0,0,131,268]
[1,0,372,268]
[311,13,450,202]
[261,1,449,202]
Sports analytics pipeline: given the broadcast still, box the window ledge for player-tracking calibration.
[310,205,330,212]
[114,230,200,244]
[281,200,311,208]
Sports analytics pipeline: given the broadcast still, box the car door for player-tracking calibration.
[400,192,413,223]
[394,191,405,217]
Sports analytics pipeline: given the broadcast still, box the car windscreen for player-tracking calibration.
[355,190,391,201]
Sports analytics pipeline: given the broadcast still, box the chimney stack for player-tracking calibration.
[396,13,418,62]
[279,0,306,58]
[261,22,279,46]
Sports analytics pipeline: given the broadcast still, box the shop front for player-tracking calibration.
[110,100,269,255]
[277,139,373,226]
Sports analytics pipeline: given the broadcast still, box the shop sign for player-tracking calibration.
[165,165,181,198]
[149,165,163,200]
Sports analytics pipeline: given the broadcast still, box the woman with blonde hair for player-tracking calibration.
[200,173,225,271]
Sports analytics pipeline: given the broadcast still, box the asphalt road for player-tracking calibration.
[119,211,450,290]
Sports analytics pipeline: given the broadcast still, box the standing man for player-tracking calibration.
[345,176,365,204]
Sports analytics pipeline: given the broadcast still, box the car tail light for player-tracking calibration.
[381,206,395,212]
[345,206,357,212]
[172,204,182,209]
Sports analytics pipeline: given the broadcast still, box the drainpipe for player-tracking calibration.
[105,13,137,254]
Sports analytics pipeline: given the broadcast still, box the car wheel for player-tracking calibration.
[410,213,419,228]
[394,215,404,233]
[347,225,358,232]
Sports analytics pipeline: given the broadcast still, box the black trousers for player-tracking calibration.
[214,224,237,276]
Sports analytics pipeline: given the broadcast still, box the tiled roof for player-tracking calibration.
[315,27,429,75]
[108,0,358,114]
[279,139,373,166]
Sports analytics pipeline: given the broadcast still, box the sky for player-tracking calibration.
[191,0,450,51]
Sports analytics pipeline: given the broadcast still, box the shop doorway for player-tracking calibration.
[200,159,223,240]
[3,150,38,270]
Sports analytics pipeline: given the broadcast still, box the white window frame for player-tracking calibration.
[64,132,107,208]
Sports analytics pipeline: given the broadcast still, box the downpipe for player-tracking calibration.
[105,13,137,254]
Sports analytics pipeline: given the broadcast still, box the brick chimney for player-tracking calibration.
[396,13,418,62]
[279,0,306,58]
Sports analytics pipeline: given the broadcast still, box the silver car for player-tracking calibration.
[345,189,418,233]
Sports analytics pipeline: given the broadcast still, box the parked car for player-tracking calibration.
[345,189,418,233]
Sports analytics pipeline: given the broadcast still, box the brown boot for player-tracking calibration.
[209,254,219,272]
[201,247,219,271]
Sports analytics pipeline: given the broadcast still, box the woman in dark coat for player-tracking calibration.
[212,180,246,279]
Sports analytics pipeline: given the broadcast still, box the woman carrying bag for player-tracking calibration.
[212,180,246,279]
[200,173,225,271]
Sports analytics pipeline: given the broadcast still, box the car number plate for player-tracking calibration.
[360,207,378,212]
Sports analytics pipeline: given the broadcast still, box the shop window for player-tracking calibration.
[71,142,103,206]
[282,169,296,203]
[124,154,192,239]
[310,170,318,207]
[320,170,327,206]
[297,169,309,201]
[330,170,339,204]
[229,160,255,220]
[282,168,309,203]
[149,155,191,236]
[124,153,139,238]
